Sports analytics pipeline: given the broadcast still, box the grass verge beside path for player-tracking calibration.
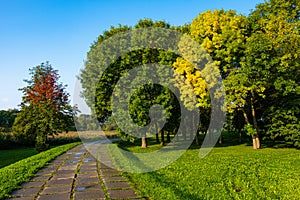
[0,142,81,200]
[109,143,300,200]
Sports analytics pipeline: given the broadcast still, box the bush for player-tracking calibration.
[0,132,16,149]
[35,133,49,152]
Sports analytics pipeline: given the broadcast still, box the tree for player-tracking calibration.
[80,19,182,148]
[248,0,300,147]
[13,62,73,151]
[223,0,300,149]
[188,9,247,145]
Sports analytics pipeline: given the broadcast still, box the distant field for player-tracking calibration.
[0,130,117,168]
[50,130,117,139]
[110,143,300,199]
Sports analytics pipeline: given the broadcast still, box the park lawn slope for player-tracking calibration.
[110,144,300,200]
[0,142,81,199]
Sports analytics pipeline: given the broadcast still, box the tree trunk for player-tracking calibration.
[141,136,147,148]
[195,131,200,145]
[160,130,165,146]
[175,132,179,142]
[241,108,250,125]
[250,96,260,149]
[166,132,171,143]
[252,136,257,149]
[241,108,259,149]
[182,131,186,141]
[238,128,242,143]
[219,132,222,144]
[155,122,159,143]
[254,135,260,149]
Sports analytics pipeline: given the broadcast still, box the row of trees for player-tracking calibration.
[0,109,18,132]
[79,0,299,149]
[4,0,298,151]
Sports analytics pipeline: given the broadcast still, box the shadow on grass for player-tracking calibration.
[116,147,203,200]
[116,131,251,152]
[114,131,298,153]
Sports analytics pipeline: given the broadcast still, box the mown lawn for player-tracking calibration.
[109,141,300,199]
[0,147,37,169]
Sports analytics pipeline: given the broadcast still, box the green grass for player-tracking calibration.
[0,142,81,200]
[0,147,38,168]
[109,142,300,199]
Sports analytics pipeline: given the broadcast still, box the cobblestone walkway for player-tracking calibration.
[8,144,142,200]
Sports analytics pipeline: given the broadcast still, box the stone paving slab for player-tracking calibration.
[105,181,130,189]
[108,189,138,199]
[78,172,98,177]
[21,181,45,188]
[41,186,71,194]
[77,173,98,179]
[74,191,106,200]
[11,187,41,197]
[37,193,70,200]
[47,178,73,186]
[30,176,50,182]
[8,197,34,200]
[34,170,53,176]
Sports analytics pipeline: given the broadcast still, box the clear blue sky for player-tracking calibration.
[0,0,264,110]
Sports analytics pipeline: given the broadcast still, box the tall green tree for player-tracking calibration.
[13,62,73,151]
[248,0,300,147]
[79,19,179,148]
[189,9,248,145]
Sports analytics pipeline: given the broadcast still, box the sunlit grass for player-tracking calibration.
[110,141,300,199]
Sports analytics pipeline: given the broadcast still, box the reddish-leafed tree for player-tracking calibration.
[13,62,74,151]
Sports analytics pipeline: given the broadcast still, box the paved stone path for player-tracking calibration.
[8,144,143,200]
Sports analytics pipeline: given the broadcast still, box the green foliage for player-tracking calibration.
[12,62,74,151]
[190,9,248,77]
[244,124,256,136]
[35,132,49,152]
[265,105,300,147]
[74,114,101,131]
[0,109,18,131]
[110,144,300,199]
[0,142,80,199]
